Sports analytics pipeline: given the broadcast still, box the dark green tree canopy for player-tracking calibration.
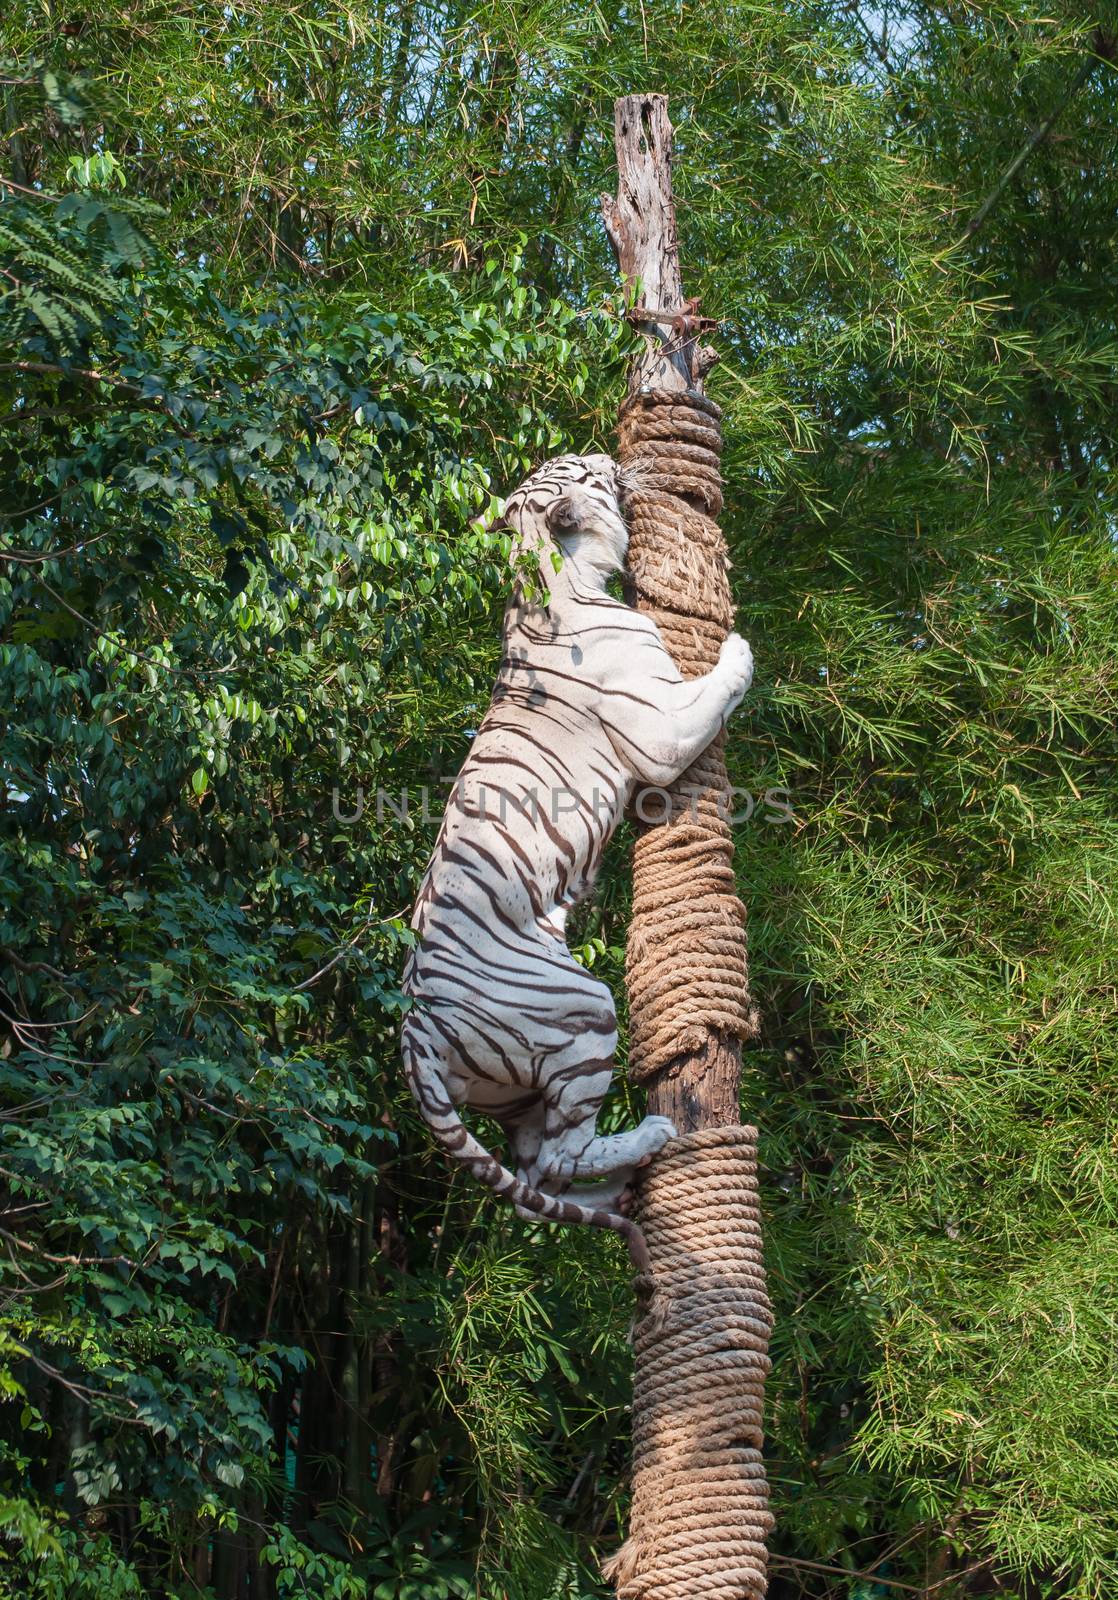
[1,5,1117,1597]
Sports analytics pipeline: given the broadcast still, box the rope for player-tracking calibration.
[602,1128,774,1600]
[609,383,771,1598]
[619,386,759,1080]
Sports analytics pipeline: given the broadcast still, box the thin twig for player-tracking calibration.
[11,1340,144,1425]
[0,1227,138,1270]
[293,908,405,991]
[0,357,140,391]
[0,947,72,980]
[1,1269,71,1300]
[29,569,215,684]
[0,495,63,524]
[0,526,114,564]
[262,1231,286,1337]
[846,0,895,73]
[2,360,214,441]
[0,990,96,1030]
[769,1552,994,1595]
[0,174,62,201]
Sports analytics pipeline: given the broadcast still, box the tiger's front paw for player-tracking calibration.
[719,632,754,697]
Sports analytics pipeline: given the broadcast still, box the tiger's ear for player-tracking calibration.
[546,494,579,537]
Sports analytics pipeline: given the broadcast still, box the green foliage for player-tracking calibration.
[2,3,1117,1598]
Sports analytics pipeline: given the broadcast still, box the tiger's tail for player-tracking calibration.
[401,1021,650,1272]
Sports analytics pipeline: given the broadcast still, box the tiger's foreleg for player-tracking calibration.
[606,631,754,787]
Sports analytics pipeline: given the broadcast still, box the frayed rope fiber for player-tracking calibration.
[602,1128,774,1600]
[619,387,759,1080]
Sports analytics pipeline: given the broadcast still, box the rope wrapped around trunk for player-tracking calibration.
[602,96,771,1600]
[606,382,772,1597]
[602,1127,774,1600]
[620,386,759,1080]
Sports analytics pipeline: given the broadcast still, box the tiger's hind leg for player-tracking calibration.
[495,957,676,1214]
[499,1100,564,1222]
[565,1175,638,1213]
[502,1102,644,1220]
[539,1092,677,1193]
[536,1058,676,1198]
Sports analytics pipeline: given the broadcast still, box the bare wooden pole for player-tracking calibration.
[601,92,753,1130]
[601,94,772,1600]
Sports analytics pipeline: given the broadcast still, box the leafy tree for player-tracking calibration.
[2,4,1117,1598]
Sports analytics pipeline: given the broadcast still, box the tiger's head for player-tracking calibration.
[501,453,629,590]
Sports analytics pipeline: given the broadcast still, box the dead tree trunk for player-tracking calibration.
[600,94,774,1600]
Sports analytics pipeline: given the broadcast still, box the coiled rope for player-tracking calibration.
[606,381,771,1598]
[602,1129,774,1600]
[620,386,760,1080]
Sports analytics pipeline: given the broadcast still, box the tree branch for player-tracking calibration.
[964,34,1113,240]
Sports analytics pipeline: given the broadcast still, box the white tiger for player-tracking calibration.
[401,453,753,1267]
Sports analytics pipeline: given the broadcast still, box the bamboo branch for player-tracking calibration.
[964,33,1114,240]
